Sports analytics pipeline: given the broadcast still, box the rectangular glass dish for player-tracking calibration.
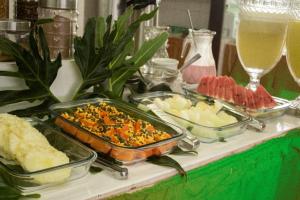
[50,98,186,165]
[130,92,252,143]
[183,89,290,120]
[0,118,97,192]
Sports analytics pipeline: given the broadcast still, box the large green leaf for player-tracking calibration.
[73,7,163,99]
[109,32,168,96]
[147,155,187,178]
[0,172,40,199]
[0,27,62,116]
[10,99,56,117]
[73,17,113,100]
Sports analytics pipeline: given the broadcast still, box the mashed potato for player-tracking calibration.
[0,114,70,184]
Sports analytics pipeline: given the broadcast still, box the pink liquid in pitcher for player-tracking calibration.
[182,65,216,84]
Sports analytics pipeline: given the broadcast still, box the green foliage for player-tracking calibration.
[73,7,168,98]
[0,173,40,200]
[0,6,167,116]
[0,27,61,116]
[147,155,187,178]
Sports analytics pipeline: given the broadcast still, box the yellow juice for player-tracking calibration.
[287,21,300,80]
[237,19,286,71]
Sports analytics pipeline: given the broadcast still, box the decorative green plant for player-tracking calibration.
[73,7,168,99]
[0,7,168,116]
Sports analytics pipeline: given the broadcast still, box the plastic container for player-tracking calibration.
[0,118,97,192]
[16,0,39,25]
[144,26,170,58]
[0,19,31,61]
[50,98,186,164]
[141,58,179,88]
[0,0,9,19]
[38,0,78,59]
[130,91,252,143]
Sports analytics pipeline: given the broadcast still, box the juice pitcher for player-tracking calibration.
[182,29,216,85]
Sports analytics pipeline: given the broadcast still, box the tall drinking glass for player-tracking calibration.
[237,0,289,91]
[287,0,300,106]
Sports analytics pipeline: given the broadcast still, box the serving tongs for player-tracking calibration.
[288,96,300,117]
[93,153,128,180]
[218,101,266,132]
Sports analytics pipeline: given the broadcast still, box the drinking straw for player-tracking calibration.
[187,9,198,50]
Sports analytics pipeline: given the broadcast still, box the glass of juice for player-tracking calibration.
[236,0,289,91]
[287,0,300,106]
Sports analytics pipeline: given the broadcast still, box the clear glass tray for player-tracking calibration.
[183,89,290,120]
[129,92,252,143]
[0,118,97,192]
[50,98,186,165]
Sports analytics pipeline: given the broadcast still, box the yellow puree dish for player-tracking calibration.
[0,114,70,184]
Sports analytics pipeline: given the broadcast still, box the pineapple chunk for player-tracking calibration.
[153,96,239,138]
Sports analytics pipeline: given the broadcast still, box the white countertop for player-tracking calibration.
[36,114,300,200]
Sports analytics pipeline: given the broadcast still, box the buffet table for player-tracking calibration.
[37,113,300,200]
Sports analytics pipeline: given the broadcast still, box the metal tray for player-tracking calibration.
[50,98,186,165]
[130,92,253,143]
[0,118,97,192]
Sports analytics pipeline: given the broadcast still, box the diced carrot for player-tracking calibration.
[81,119,96,127]
[103,116,113,125]
[117,125,130,139]
[135,121,141,133]
[146,125,155,133]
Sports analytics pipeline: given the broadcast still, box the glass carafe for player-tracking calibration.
[144,26,169,58]
[182,29,216,86]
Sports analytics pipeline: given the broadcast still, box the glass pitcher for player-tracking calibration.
[144,26,169,58]
[182,29,217,86]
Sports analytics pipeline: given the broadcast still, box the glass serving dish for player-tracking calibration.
[0,118,97,192]
[50,98,186,165]
[183,88,290,120]
[129,92,252,143]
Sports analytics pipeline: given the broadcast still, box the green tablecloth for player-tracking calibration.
[110,58,300,200]
[111,129,300,200]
